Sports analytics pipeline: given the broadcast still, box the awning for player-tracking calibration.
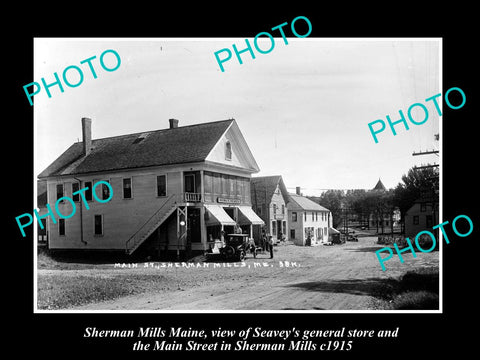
[236,206,265,226]
[204,204,236,226]
[329,227,340,234]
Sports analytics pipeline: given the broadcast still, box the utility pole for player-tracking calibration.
[412,149,439,156]
[412,134,439,170]
[414,164,439,170]
[412,133,440,232]
[412,149,439,170]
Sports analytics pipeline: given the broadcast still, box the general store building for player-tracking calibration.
[37,117,264,258]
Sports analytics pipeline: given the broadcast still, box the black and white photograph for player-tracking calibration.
[33,38,441,312]
[7,7,478,357]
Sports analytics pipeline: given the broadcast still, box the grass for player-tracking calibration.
[37,248,130,270]
[372,267,439,310]
[36,249,196,309]
[37,273,191,310]
[38,275,137,309]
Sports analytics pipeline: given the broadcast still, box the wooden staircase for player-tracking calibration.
[125,194,180,255]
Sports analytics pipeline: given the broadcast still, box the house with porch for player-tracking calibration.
[250,175,289,244]
[37,117,264,258]
[287,188,332,246]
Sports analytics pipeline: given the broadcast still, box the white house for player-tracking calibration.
[287,189,332,246]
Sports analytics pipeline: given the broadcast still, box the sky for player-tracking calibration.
[34,38,440,196]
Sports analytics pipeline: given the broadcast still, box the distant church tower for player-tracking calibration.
[372,178,386,191]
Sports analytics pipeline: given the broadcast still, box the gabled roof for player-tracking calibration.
[288,193,330,212]
[250,175,289,208]
[38,119,240,178]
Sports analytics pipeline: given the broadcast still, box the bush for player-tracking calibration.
[399,268,439,294]
[372,267,440,310]
[415,233,438,251]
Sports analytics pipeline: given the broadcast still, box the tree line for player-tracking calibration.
[309,167,439,234]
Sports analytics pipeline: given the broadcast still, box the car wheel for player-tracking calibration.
[224,246,235,258]
[239,250,246,261]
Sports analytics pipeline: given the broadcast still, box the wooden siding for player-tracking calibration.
[404,202,438,237]
[205,122,259,172]
[287,208,331,246]
[42,164,254,251]
[44,169,183,250]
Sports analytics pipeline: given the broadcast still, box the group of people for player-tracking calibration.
[260,228,274,259]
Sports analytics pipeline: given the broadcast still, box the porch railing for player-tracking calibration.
[184,192,202,202]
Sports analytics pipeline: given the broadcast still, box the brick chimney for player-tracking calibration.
[169,118,179,129]
[81,117,92,156]
[296,186,301,196]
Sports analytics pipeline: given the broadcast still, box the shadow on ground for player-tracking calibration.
[282,307,325,310]
[345,246,386,253]
[285,278,398,300]
[285,269,439,310]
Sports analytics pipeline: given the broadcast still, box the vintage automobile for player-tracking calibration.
[220,234,250,261]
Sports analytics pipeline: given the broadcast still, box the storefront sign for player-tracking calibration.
[217,197,241,204]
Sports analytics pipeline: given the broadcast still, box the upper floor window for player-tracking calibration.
[292,212,297,222]
[225,141,232,160]
[420,203,427,212]
[157,175,167,197]
[56,184,64,201]
[84,181,93,201]
[101,180,110,201]
[72,182,80,202]
[123,178,132,199]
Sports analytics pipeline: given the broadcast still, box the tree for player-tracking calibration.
[345,189,369,227]
[394,167,439,232]
[309,190,345,228]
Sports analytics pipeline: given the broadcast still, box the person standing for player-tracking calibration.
[261,228,267,251]
[268,235,274,259]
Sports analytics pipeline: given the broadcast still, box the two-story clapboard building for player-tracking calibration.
[37,117,264,258]
[287,187,332,246]
[250,175,290,244]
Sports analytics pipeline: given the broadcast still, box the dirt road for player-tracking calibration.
[63,237,439,311]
